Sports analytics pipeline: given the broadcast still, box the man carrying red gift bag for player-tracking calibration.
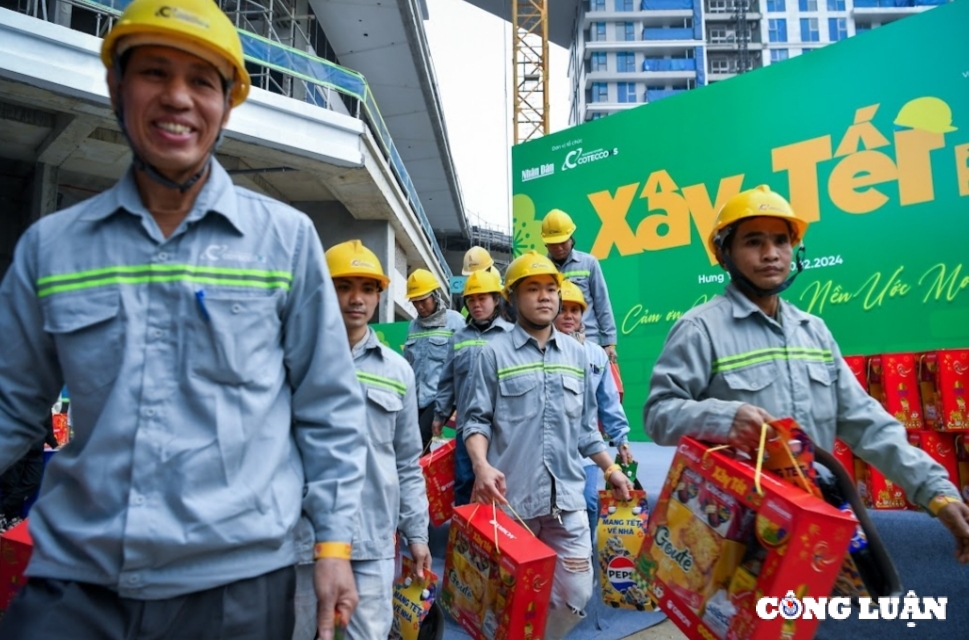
[644,185,969,563]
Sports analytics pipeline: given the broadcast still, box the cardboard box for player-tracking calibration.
[906,431,960,508]
[390,556,439,640]
[441,504,555,640]
[870,353,924,429]
[843,355,868,391]
[854,460,907,510]
[597,490,653,611]
[639,437,856,640]
[919,350,969,431]
[0,519,32,611]
[420,439,456,526]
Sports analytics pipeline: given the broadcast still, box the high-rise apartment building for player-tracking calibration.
[568,0,947,124]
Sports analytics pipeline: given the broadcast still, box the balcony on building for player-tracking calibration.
[706,52,764,82]
[704,0,763,20]
[583,0,695,21]
[851,0,942,22]
[706,24,765,51]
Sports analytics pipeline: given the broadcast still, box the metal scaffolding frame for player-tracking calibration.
[734,0,751,74]
[511,0,549,144]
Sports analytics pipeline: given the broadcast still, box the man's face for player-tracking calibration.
[412,294,437,318]
[724,217,794,291]
[554,302,584,335]
[466,292,497,322]
[333,277,380,331]
[515,275,560,326]
[545,239,572,262]
[111,46,230,180]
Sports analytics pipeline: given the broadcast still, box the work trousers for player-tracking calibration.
[0,565,295,640]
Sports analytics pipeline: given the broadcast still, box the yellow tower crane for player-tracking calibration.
[511,0,549,144]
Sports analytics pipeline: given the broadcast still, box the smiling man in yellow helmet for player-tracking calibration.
[0,2,367,639]
[644,185,969,564]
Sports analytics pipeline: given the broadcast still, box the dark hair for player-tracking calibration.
[722,217,796,253]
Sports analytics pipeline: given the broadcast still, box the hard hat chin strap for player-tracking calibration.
[722,245,806,298]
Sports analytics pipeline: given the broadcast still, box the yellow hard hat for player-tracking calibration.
[708,185,809,257]
[462,246,495,276]
[406,269,440,300]
[463,269,503,297]
[893,97,957,135]
[101,0,251,107]
[560,279,587,312]
[504,250,563,295]
[541,209,577,245]
[325,240,389,290]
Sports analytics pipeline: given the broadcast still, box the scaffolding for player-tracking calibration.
[511,0,549,144]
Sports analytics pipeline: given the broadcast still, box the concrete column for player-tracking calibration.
[294,200,398,323]
[29,162,59,222]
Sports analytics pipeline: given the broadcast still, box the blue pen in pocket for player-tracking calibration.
[195,289,211,322]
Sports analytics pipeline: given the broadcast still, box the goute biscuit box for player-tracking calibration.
[390,556,438,640]
[639,437,856,640]
[597,489,654,611]
[441,504,555,640]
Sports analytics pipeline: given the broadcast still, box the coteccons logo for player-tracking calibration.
[757,590,947,627]
[561,146,619,171]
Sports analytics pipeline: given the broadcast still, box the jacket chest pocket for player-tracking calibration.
[498,374,540,424]
[427,336,450,362]
[44,289,124,395]
[190,292,282,386]
[720,363,776,406]
[366,387,402,445]
[561,374,584,423]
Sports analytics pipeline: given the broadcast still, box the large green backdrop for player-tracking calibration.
[512,1,969,441]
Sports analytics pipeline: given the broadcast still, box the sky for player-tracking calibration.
[423,0,571,234]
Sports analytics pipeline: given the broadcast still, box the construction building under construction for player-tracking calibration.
[0,0,471,321]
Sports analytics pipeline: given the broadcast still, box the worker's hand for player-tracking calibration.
[409,543,432,579]
[728,404,776,456]
[604,345,618,363]
[431,418,445,438]
[607,469,633,501]
[313,557,358,640]
[471,463,507,505]
[616,443,634,466]
[937,501,969,564]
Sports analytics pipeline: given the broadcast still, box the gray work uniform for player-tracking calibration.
[464,324,607,639]
[463,325,607,519]
[293,327,428,640]
[552,249,617,346]
[644,283,959,508]
[404,310,466,409]
[0,161,366,600]
[434,316,515,429]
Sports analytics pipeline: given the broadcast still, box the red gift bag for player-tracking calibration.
[420,439,456,526]
[0,519,32,611]
[441,504,556,640]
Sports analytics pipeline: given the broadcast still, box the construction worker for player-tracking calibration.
[404,268,465,451]
[554,280,634,537]
[0,2,367,639]
[644,185,969,563]
[464,251,634,640]
[431,268,514,506]
[542,209,618,361]
[461,245,501,278]
[293,241,431,639]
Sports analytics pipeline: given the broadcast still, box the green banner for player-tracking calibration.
[512,1,969,441]
[373,321,411,355]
